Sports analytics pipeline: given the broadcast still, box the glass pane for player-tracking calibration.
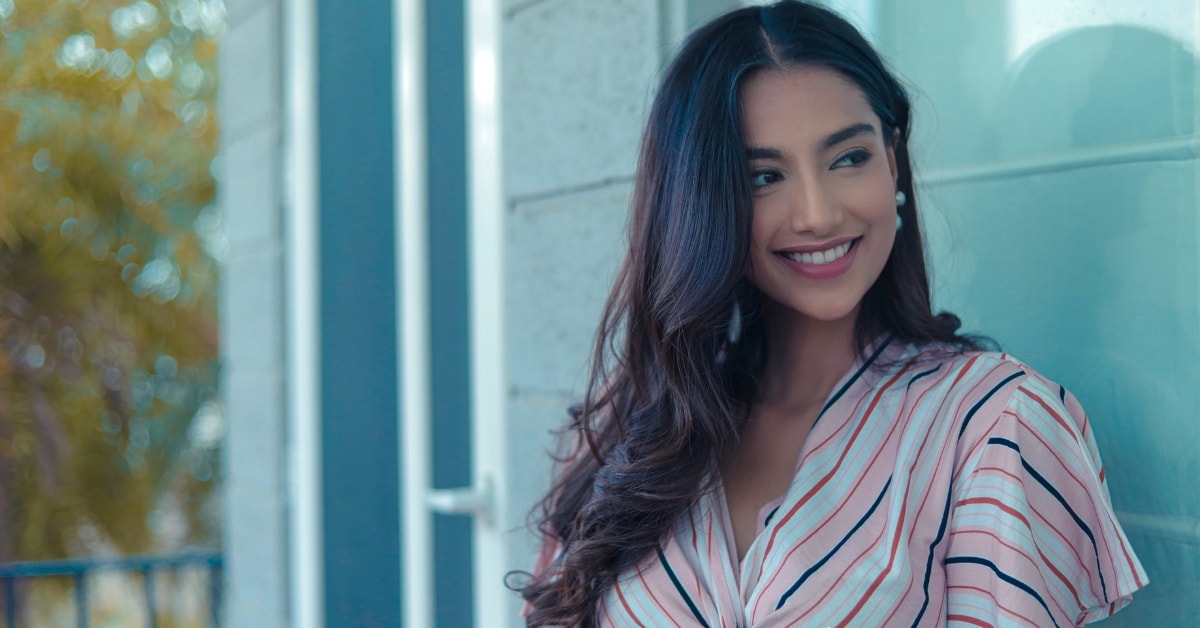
[855,0,1200,624]
[0,0,224,624]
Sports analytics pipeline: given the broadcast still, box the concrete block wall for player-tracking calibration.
[217,0,289,626]
[499,1,666,618]
[499,1,741,621]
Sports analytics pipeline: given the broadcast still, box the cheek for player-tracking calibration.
[847,176,897,224]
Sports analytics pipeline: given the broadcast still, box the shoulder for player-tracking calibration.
[918,347,1091,458]
[929,347,1149,624]
[901,345,1082,428]
[883,343,1098,470]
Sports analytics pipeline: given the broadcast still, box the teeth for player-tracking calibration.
[784,241,852,265]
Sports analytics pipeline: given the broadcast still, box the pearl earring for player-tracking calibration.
[895,190,906,206]
[896,214,904,231]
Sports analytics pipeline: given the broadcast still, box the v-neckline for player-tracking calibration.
[717,335,897,576]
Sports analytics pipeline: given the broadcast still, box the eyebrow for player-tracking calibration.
[822,122,877,149]
[744,122,878,160]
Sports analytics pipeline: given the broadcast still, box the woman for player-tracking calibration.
[519,2,1146,626]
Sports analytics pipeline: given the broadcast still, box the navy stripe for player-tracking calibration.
[814,335,894,426]
[763,504,780,527]
[911,479,953,627]
[776,475,893,610]
[987,437,1109,601]
[945,556,1061,628]
[657,546,710,628]
[955,370,1025,440]
[1058,385,1067,403]
[907,365,942,390]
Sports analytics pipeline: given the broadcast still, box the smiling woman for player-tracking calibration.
[515,1,1147,627]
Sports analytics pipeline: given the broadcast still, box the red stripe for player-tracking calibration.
[947,584,1047,627]
[947,613,993,627]
[755,361,920,607]
[790,523,889,623]
[688,512,704,594]
[1017,415,1091,495]
[956,496,1032,530]
[959,527,1083,615]
[637,565,684,628]
[975,465,1022,483]
[763,361,917,556]
[614,582,647,628]
[1019,387,1078,449]
[1118,531,1146,588]
[837,495,910,626]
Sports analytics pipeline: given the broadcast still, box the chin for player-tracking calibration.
[786,299,861,326]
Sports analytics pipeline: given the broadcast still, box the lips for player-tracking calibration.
[774,237,860,280]
[780,240,853,265]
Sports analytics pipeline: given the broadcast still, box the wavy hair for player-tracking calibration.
[518,2,981,625]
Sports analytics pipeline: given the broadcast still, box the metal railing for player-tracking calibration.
[0,551,222,628]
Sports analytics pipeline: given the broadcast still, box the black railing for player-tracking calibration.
[0,551,222,628]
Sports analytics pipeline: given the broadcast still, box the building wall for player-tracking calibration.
[499,0,672,621]
[217,0,289,626]
[498,0,744,621]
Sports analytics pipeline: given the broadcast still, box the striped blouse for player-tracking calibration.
[529,338,1147,627]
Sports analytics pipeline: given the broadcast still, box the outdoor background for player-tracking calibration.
[2,0,1197,626]
[0,0,222,625]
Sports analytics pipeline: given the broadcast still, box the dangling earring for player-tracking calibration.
[895,214,904,231]
[727,299,742,344]
[895,190,906,231]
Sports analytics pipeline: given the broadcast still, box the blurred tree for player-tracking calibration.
[0,0,223,563]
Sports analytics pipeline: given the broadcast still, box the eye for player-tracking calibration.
[831,149,872,169]
[750,169,782,188]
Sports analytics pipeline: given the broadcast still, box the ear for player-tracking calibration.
[887,128,901,185]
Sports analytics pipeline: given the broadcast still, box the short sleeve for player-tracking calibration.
[944,374,1147,627]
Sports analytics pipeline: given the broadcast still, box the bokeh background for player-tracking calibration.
[3,0,1196,626]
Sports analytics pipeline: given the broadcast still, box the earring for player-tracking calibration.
[727,299,742,344]
[895,190,906,206]
[895,214,904,231]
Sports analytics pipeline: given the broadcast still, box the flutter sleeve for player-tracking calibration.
[944,372,1148,627]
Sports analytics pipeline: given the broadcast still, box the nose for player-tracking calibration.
[789,179,843,236]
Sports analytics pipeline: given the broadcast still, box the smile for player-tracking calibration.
[780,240,854,265]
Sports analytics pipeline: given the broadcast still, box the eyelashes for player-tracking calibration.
[748,148,874,190]
[750,170,782,188]
[831,148,873,168]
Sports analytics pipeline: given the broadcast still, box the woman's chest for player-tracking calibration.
[602,398,964,626]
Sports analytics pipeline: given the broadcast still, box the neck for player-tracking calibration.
[756,298,860,410]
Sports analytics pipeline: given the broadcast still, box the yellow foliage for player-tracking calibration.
[0,0,221,563]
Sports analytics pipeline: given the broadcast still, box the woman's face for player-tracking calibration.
[740,66,898,327]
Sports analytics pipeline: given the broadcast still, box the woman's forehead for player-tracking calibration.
[738,67,879,145]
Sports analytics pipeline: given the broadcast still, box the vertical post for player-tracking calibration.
[210,561,223,627]
[143,568,158,628]
[316,0,401,624]
[73,572,88,628]
[396,0,432,626]
[424,0,474,625]
[284,0,325,624]
[466,0,507,624]
[284,0,325,623]
[4,578,15,628]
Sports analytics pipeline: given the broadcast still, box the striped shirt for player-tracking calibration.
[530,339,1147,626]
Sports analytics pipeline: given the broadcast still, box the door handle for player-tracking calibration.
[427,475,494,525]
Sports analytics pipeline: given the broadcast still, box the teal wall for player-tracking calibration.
[851,0,1199,624]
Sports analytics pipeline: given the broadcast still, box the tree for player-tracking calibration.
[0,0,223,565]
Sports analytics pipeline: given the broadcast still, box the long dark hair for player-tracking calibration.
[519,2,979,625]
